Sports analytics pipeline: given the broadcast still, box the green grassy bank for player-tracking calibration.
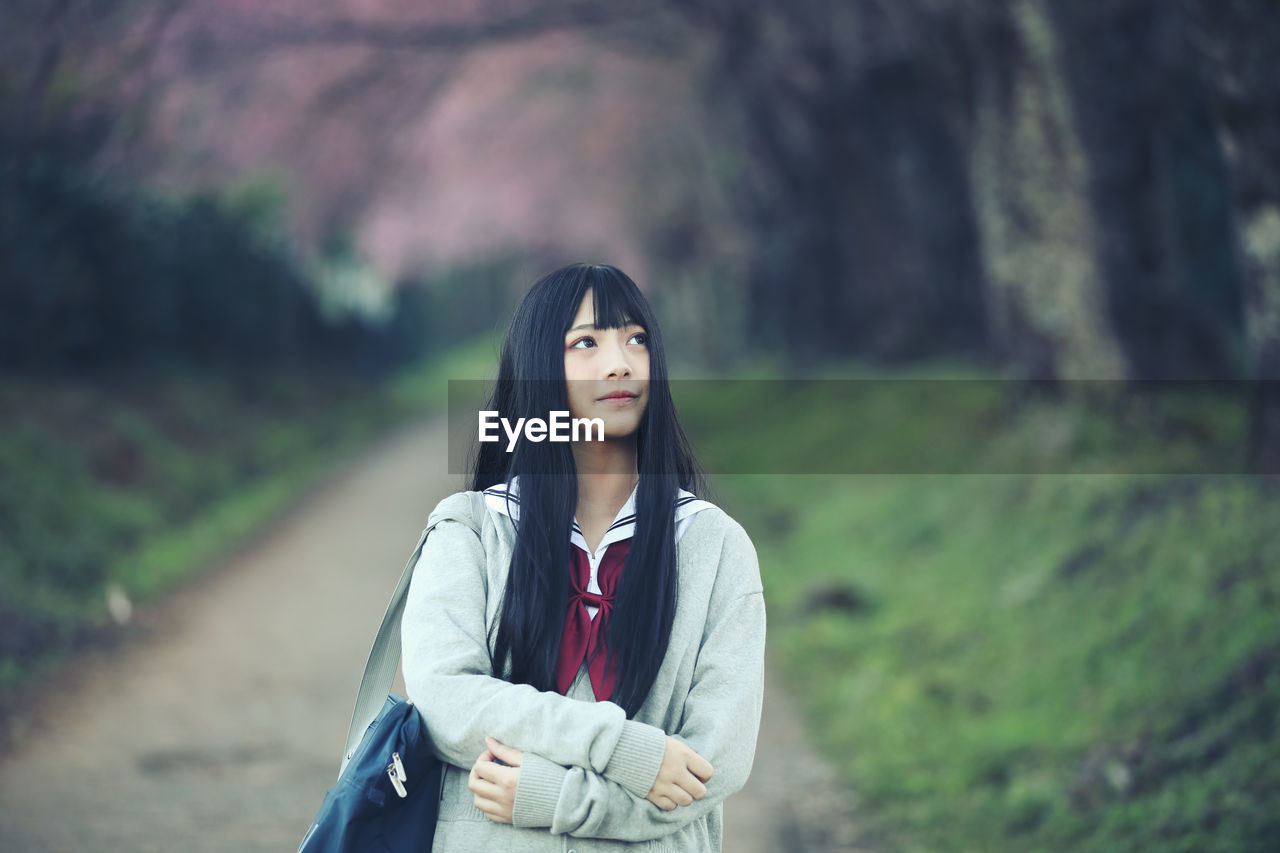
[683,368,1279,851]
[0,337,497,701]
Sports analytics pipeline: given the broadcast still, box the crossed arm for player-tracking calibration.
[400,509,766,842]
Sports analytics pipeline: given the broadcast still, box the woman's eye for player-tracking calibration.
[568,331,644,349]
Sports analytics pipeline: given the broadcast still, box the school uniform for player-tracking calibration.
[401,477,766,853]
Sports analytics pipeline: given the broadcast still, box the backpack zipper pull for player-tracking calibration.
[392,751,407,783]
[387,762,408,798]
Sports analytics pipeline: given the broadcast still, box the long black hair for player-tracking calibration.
[469,263,706,717]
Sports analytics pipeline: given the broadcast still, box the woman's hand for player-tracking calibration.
[646,735,713,811]
[469,736,524,823]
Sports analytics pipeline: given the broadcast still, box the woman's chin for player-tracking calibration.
[571,420,641,448]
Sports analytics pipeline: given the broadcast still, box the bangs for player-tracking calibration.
[574,266,648,332]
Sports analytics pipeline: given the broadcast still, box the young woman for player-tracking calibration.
[401,263,766,852]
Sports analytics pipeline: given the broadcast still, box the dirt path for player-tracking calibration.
[0,416,867,852]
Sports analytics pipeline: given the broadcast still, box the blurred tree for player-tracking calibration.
[675,2,990,370]
[0,0,452,378]
[1047,0,1246,380]
[0,0,184,185]
[961,0,1125,380]
[8,0,1280,468]
[1181,0,1280,469]
[192,1,991,369]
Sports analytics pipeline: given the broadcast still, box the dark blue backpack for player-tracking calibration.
[297,695,443,853]
[298,497,484,853]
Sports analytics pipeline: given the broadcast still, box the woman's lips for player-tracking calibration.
[597,393,638,402]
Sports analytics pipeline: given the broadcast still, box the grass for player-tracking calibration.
[689,366,1279,851]
[0,333,501,697]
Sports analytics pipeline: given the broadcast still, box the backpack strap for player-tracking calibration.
[339,491,487,776]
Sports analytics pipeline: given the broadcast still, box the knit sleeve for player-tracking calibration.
[510,521,767,840]
[400,498,667,799]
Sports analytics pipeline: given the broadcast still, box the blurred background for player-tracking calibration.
[1,1,1278,850]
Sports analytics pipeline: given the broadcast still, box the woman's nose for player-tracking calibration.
[603,338,633,379]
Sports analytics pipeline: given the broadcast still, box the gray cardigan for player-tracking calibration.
[400,489,766,853]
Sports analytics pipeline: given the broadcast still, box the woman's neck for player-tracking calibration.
[572,437,639,524]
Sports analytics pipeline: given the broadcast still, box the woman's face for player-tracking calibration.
[563,289,650,440]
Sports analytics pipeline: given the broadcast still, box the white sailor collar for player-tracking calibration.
[482,474,715,558]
